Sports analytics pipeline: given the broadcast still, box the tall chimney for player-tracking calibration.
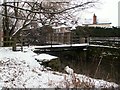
[93,14,97,24]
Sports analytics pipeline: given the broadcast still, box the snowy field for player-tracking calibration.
[0,46,119,89]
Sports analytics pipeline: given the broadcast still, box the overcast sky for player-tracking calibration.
[83,0,120,27]
[0,0,119,27]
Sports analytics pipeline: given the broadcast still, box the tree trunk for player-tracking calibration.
[3,2,12,47]
[3,19,11,47]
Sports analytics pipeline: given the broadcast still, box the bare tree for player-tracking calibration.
[0,0,99,50]
[1,1,40,50]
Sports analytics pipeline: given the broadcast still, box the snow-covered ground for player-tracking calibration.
[0,47,119,89]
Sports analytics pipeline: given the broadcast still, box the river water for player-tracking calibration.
[35,46,120,85]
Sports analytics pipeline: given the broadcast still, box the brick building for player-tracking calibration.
[46,25,71,44]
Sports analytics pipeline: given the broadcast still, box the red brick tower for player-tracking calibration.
[93,14,97,24]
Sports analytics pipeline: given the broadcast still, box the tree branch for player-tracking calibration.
[1,0,98,14]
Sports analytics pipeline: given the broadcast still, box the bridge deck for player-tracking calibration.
[34,43,89,49]
[33,43,89,52]
[33,43,120,53]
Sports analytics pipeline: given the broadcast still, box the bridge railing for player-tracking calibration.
[89,37,120,46]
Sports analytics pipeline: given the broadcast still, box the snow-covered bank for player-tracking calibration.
[0,47,119,89]
[35,53,58,62]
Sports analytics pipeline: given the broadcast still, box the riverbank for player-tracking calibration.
[0,47,119,89]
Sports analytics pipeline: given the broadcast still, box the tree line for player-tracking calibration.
[75,26,120,37]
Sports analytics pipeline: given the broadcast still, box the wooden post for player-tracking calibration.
[12,37,16,51]
[21,36,23,51]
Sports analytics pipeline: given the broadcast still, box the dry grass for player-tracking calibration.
[63,73,95,88]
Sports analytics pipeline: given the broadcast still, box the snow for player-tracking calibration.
[35,53,58,62]
[34,43,89,49]
[52,25,69,29]
[89,44,118,49]
[64,66,74,75]
[27,44,119,51]
[0,47,119,89]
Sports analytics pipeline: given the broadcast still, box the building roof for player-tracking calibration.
[52,24,70,29]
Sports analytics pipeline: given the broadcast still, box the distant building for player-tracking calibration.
[46,24,71,44]
[118,1,120,27]
[46,24,88,44]
[82,14,112,28]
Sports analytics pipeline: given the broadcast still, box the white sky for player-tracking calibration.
[0,0,119,26]
[83,0,120,27]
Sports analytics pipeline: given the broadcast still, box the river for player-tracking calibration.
[35,46,120,85]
